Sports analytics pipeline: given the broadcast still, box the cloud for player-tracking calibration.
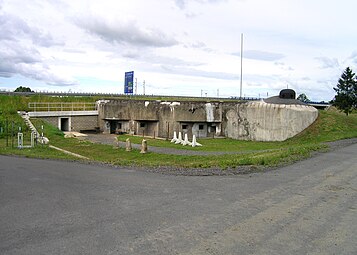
[63,48,86,54]
[0,43,42,77]
[184,41,215,53]
[150,55,203,67]
[301,77,311,81]
[174,0,227,10]
[160,65,237,80]
[273,61,295,71]
[115,49,203,67]
[0,42,77,86]
[0,13,63,47]
[349,51,357,64]
[233,50,285,62]
[315,57,339,69]
[0,44,41,65]
[349,51,357,59]
[0,11,75,86]
[74,16,178,48]
[175,0,186,9]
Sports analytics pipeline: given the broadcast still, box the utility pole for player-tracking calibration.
[135,78,138,95]
[143,80,146,95]
[240,33,243,99]
[217,89,219,98]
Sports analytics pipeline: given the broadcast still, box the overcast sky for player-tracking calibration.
[1,0,357,101]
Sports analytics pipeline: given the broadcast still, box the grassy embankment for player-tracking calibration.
[0,95,356,169]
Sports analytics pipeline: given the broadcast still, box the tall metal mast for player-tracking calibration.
[240,33,243,99]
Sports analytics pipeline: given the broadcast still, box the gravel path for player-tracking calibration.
[79,133,272,156]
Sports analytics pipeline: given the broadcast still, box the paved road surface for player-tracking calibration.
[1,144,356,254]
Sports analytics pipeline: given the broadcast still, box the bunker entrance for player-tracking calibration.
[109,121,126,134]
[60,118,69,131]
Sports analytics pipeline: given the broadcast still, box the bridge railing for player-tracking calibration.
[28,102,97,112]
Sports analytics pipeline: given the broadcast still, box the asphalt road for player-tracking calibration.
[1,143,356,255]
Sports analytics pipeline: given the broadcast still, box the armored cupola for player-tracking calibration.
[279,89,296,99]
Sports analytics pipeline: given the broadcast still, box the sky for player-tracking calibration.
[1,0,357,101]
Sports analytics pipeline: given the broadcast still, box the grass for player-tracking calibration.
[117,134,283,152]
[0,113,340,169]
[3,118,321,169]
[1,94,357,170]
[289,109,357,143]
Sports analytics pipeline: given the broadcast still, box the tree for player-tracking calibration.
[297,93,310,103]
[332,67,357,116]
[14,86,33,92]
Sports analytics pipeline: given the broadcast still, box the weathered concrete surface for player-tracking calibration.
[98,100,222,138]
[29,111,99,132]
[224,101,318,141]
[1,143,356,255]
[98,99,318,141]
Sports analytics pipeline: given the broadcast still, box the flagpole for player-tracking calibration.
[240,33,243,99]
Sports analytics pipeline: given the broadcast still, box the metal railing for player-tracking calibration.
[28,102,97,112]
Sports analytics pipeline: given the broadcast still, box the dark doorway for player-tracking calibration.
[60,118,69,131]
[110,121,123,134]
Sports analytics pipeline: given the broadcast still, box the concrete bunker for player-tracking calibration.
[97,90,318,142]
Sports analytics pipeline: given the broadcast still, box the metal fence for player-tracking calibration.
[28,102,97,112]
[1,90,261,101]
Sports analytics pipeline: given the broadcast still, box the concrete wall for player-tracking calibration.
[32,115,98,132]
[223,101,318,141]
[98,100,222,139]
[97,99,318,141]
[71,116,98,131]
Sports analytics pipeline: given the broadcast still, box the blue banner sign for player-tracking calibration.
[124,71,134,94]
